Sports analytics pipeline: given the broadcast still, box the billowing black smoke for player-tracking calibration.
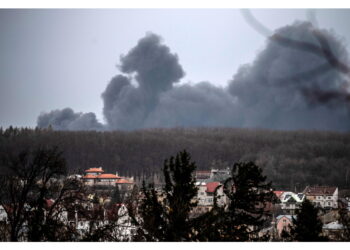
[228,21,350,130]
[37,22,350,131]
[101,33,185,130]
[37,108,104,131]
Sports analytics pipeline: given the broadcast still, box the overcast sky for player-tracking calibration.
[1,9,350,128]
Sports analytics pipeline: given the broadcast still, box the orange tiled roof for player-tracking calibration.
[83,174,97,179]
[115,179,133,184]
[97,174,120,179]
[85,168,104,173]
[206,182,221,193]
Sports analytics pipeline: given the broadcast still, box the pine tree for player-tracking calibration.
[137,150,198,241]
[213,161,275,241]
[290,199,328,241]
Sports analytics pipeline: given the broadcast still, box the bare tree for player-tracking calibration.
[0,146,85,241]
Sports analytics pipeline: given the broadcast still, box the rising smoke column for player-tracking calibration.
[37,21,350,131]
[101,33,185,130]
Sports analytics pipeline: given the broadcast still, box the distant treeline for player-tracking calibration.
[0,126,349,190]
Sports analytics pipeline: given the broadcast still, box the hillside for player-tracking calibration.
[1,127,349,190]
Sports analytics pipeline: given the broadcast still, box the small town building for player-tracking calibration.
[322,221,345,240]
[115,178,135,192]
[303,186,338,209]
[192,181,227,215]
[279,192,305,215]
[276,215,296,237]
[82,167,134,188]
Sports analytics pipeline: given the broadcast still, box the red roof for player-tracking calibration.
[274,191,285,198]
[85,168,104,173]
[115,179,133,184]
[206,182,221,193]
[83,174,97,179]
[97,174,120,179]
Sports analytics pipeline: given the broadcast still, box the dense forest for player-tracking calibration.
[0,126,349,190]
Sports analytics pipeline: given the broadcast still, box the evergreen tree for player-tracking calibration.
[290,199,327,241]
[213,161,275,241]
[137,150,198,241]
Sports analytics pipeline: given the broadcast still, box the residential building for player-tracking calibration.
[322,221,345,240]
[303,186,338,209]
[82,167,134,188]
[192,181,227,215]
[115,177,135,192]
[276,215,296,238]
[279,192,305,215]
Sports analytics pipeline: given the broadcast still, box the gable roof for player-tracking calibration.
[276,215,297,222]
[280,192,305,203]
[206,182,221,193]
[303,186,337,196]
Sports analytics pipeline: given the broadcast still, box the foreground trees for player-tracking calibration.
[212,162,275,241]
[0,146,84,241]
[137,151,276,241]
[290,199,327,241]
[137,150,198,241]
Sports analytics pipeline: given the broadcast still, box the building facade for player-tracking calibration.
[303,186,338,209]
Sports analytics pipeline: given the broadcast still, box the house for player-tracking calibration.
[279,192,305,215]
[192,181,227,215]
[70,202,137,241]
[322,221,345,240]
[195,168,230,183]
[276,215,296,238]
[82,167,134,189]
[303,186,338,209]
[115,177,135,192]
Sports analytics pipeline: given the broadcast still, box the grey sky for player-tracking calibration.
[1,9,350,128]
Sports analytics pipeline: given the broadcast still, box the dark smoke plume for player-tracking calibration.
[37,108,104,131]
[37,23,350,131]
[101,33,185,130]
[229,21,350,130]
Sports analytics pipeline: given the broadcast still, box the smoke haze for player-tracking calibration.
[37,21,350,131]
